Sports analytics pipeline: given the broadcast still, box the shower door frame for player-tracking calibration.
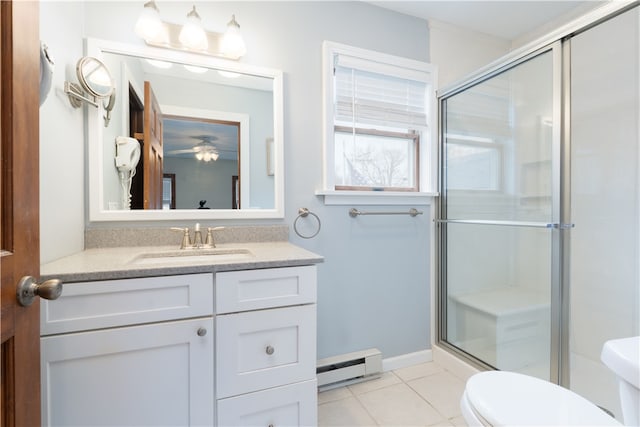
[435,0,638,387]
[436,42,566,383]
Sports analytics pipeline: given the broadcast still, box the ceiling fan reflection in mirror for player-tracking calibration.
[163,116,240,163]
[166,135,227,162]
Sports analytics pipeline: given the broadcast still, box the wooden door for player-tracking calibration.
[1,1,42,425]
[143,81,163,209]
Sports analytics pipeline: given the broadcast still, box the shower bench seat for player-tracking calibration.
[449,287,551,375]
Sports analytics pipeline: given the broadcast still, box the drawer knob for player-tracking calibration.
[197,327,207,337]
[265,345,275,355]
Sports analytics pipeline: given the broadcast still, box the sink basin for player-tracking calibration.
[130,248,253,266]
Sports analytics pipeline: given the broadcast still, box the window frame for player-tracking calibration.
[318,41,438,205]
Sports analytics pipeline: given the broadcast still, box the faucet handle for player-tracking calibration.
[170,227,192,249]
[205,226,224,248]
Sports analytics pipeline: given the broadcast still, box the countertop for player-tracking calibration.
[41,242,324,283]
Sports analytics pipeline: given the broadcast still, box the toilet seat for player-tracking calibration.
[464,371,622,426]
[461,390,493,426]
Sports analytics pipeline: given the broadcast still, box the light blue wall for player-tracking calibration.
[40,1,431,360]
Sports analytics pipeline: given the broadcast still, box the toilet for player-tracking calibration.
[601,336,640,426]
[460,336,639,426]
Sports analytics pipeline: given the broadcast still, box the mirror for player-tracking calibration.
[77,56,114,97]
[65,56,116,126]
[85,38,284,221]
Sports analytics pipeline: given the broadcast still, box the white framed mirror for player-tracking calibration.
[85,38,284,222]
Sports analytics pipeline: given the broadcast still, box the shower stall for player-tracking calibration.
[437,3,639,420]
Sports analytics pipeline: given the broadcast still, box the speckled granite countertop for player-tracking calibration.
[41,242,324,283]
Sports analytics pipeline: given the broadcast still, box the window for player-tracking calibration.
[335,127,419,191]
[319,41,437,204]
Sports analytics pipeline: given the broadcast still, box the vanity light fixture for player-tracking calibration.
[134,2,247,60]
[134,1,167,44]
[220,15,246,58]
[178,6,208,51]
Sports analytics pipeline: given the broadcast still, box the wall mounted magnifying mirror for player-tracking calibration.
[65,56,116,127]
[84,38,284,222]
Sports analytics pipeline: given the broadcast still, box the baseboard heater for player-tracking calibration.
[316,348,382,390]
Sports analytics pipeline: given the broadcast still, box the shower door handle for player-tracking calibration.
[434,219,575,229]
[435,219,553,228]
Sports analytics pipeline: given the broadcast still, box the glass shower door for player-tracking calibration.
[439,45,560,381]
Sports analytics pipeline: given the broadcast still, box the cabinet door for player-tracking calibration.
[41,317,214,426]
[217,379,317,426]
[216,305,316,398]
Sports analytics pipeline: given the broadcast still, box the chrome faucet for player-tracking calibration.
[171,224,224,249]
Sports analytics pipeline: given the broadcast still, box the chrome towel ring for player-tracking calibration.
[294,207,321,239]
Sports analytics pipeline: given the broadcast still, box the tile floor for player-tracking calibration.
[318,361,468,427]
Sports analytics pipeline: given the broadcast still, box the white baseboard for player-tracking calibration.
[382,349,433,372]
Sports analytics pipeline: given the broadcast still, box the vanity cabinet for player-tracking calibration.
[215,266,318,426]
[40,274,215,426]
[40,265,319,426]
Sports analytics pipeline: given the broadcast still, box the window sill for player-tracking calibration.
[315,190,439,205]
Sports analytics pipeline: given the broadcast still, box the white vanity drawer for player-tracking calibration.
[217,379,317,427]
[41,273,213,335]
[216,304,316,398]
[215,265,316,314]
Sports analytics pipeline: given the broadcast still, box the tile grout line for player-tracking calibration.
[318,362,464,427]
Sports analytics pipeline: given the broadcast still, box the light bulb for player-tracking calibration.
[195,151,204,161]
[179,6,208,51]
[203,151,212,162]
[134,1,167,43]
[220,15,246,58]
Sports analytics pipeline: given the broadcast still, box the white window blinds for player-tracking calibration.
[334,54,429,129]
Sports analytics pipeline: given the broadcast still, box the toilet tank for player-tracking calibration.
[601,336,640,426]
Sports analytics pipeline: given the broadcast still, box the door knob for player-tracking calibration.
[16,276,63,307]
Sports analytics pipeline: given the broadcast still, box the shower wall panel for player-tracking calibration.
[569,6,639,419]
